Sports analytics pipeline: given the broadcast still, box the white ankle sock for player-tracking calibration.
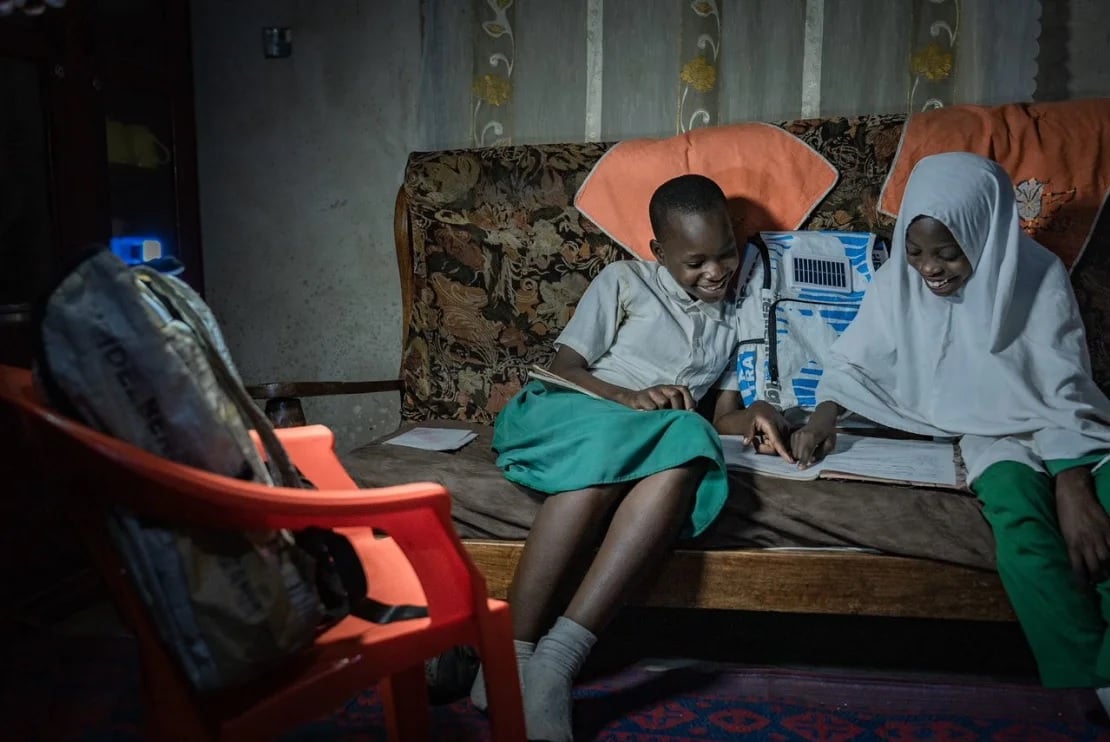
[469,639,534,712]
[522,616,596,742]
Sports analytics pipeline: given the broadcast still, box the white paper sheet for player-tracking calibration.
[721,433,959,488]
[383,427,478,452]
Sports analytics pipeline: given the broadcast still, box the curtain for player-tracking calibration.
[417,0,1043,150]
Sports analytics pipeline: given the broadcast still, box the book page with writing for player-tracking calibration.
[819,434,959,488]
[721,433,959,488]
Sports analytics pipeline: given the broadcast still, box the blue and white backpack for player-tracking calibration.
[736,231,888,422]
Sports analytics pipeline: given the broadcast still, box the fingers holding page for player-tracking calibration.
[791,426,836,469]
[753,416,794,464]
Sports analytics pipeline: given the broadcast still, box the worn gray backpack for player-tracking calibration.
[34,248,329,691]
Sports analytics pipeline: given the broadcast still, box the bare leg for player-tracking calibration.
[525,464,703,741]
[508,483,629,641]
[472,483,626,713]
[565,463,701,631]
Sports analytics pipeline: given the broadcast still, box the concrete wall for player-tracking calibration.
[1068,0,1110,99]
[189,0,1110,455]
[191,0,420,452]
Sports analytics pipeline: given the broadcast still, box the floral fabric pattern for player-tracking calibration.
[780,114,905,240]
[402,143,626,423]
[400,114,1109,423]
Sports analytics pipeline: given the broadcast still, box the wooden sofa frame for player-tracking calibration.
[245,187,1016,624]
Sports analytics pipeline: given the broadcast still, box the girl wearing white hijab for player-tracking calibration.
[793,152,1110,695]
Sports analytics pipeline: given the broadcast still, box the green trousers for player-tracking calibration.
[974,454,1110,687]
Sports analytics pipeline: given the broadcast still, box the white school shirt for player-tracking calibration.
[554,260,740,403]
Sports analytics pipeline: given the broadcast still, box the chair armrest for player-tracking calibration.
[10,365,487,622]
[245,380,402,400]
[58,417,483,621]
[160,482,479,623]
[251,425,359,490]
[253,428,487,620]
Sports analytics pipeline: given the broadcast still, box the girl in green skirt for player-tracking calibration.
[472,174,793,741]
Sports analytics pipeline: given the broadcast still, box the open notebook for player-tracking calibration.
[527,365,963,490]
[721,433,965,490]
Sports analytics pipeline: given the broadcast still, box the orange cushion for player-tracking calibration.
[574,123,839,261]
[879,99,1110,267]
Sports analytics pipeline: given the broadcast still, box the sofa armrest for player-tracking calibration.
[244,380,404,428]
[245,379,403,400]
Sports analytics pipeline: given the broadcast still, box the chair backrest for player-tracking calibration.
[2,364,289,528]
[0,364,482,624]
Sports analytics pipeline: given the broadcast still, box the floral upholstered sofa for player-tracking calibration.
[264,109,1110,622]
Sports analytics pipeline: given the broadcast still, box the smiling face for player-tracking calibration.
[650,205,739,303]
[905,216,974,297]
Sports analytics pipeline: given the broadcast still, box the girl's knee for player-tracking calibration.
[550,483,628,514]
[975,461,1053,526]
[591,482,631,501]
[653,459,708,482]
[633,468,701,514]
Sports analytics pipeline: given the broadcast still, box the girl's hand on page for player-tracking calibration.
[1055,467,1110,585]
[619,385,695,411]
[790,423,836,469]
[744,401,794,463]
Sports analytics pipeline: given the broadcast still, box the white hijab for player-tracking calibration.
[817,152,1110,482]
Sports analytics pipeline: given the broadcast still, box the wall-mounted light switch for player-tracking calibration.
[262,27,292,59]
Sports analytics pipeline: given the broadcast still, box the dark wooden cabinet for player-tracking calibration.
[0,0,202,368]
[0,1,203,622]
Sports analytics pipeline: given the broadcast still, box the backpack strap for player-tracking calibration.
[133,269,428,624]
[747,232,773,291]
[133,267,302,489]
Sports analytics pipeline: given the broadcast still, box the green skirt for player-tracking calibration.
[492,381,729,537]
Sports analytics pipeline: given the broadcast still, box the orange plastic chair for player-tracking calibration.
[0,365,524,741]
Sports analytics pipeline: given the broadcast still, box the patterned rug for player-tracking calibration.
[4,633,1109,741]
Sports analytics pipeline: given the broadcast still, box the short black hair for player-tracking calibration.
[648,174,728,240]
